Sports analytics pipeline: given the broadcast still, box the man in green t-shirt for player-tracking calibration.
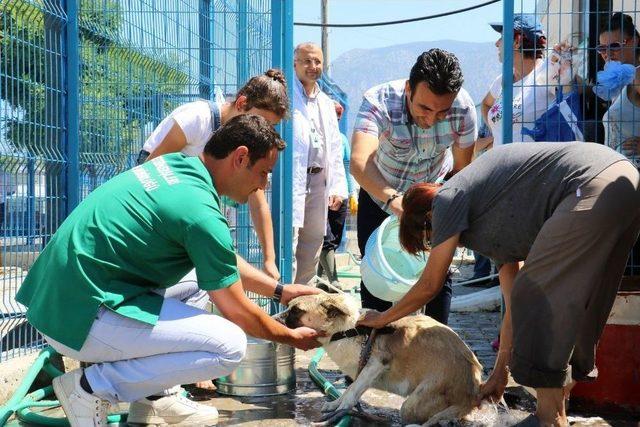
[16,115,321,427]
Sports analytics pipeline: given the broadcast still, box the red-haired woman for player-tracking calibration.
[358,142,640,427]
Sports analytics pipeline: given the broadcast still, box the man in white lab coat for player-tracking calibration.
[291,42,348,285]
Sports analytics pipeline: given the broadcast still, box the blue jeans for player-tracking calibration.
[473,252,492,278]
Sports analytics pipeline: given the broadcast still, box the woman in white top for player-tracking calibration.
[600,13,640,167]
[600,13,640,276]
[140,69,289,279]
[476,15,572,155]
[604,78,640,168]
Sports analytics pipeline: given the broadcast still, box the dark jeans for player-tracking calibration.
[472,252,500,289]
[473,252,492,277]
[357,189,452,324]
[624,165,640,277]
[323,201,348,251]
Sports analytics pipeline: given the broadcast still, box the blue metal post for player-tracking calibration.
[271,0,284,91]
[237,0,249,85]
[199,0,213,99]
[235,0,251,260]
[501,1,514,144]
[64,0,80,213]
[27,159,35,244]
[271,0,294,283]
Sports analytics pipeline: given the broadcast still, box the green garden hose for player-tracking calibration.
[0,346,126,426]
[0,347,57,425]
[308,348,351,427]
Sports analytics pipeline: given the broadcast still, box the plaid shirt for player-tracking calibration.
[354,80,477,209]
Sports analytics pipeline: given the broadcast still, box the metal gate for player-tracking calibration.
[0,0,294,361]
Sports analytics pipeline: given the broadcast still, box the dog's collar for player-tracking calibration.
[329,326,394,342]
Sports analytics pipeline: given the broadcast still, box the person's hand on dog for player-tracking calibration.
[477,366,509,406]
[281,284,321,306]
[290,326,324,350]
[356,310,387,329]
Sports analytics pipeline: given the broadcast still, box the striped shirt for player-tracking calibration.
[354,79,477,209]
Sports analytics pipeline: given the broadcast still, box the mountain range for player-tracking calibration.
[328,40,502,135]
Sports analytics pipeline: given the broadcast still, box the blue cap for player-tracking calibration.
[490,14,546,41]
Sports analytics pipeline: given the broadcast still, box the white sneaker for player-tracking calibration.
[52,369,110,427]
[127,394,218,426]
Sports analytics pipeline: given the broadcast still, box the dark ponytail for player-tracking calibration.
[601,13,640,40]
[264,68,286,85]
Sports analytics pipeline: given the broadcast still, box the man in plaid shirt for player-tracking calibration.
[351,48,477,322]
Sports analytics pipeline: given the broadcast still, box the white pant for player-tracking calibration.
[44,275,246,404]
[293,171,327,285]
[154,269,209,310]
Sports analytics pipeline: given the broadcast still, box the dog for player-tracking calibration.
[280,293,483,426]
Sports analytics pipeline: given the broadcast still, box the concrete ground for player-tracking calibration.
[4,245,639,426]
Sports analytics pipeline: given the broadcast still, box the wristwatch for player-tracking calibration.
[384,191,403,210]
[272,281,284,303]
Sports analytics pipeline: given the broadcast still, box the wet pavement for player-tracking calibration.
[5,250,640,426]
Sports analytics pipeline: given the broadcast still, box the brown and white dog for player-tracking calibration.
[280,293,483,426]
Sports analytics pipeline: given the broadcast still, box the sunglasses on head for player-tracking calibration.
[596,41,627,53]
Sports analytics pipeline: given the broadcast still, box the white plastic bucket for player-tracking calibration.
[360,216,428,302]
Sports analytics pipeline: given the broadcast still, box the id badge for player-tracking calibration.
[310,128,321,149]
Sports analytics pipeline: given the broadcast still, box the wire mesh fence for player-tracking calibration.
[494,0,639,275]
[0,0,284,361]
[3,0,638,363]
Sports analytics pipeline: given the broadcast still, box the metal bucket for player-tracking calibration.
[214,336,295,396]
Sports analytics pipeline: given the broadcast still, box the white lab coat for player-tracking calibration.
[292,80,348,228]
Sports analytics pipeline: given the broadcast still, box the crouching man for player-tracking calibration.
[16,115,321,427]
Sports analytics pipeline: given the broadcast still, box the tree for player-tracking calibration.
[0,0,190,230]
[0,0,189,169]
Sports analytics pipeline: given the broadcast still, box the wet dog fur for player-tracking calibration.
[280,293,483,426]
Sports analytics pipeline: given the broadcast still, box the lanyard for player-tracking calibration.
[208,100,221,132]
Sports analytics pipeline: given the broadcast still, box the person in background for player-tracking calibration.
[139,69,288,280]
[292,42,348,286]
[600,12,640,275]
[597,12,639,69]
[317,102,358,289]
[350,48,477,324]
[601,12,640,165]
[476,14,574,153]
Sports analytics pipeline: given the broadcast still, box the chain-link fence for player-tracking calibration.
[496,0,639,275]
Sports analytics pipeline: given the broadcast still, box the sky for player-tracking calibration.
[294,0,539,63]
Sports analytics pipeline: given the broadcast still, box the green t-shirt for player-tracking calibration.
[16,154,239,351]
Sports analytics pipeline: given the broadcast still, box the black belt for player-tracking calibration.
[307,166,323,174]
